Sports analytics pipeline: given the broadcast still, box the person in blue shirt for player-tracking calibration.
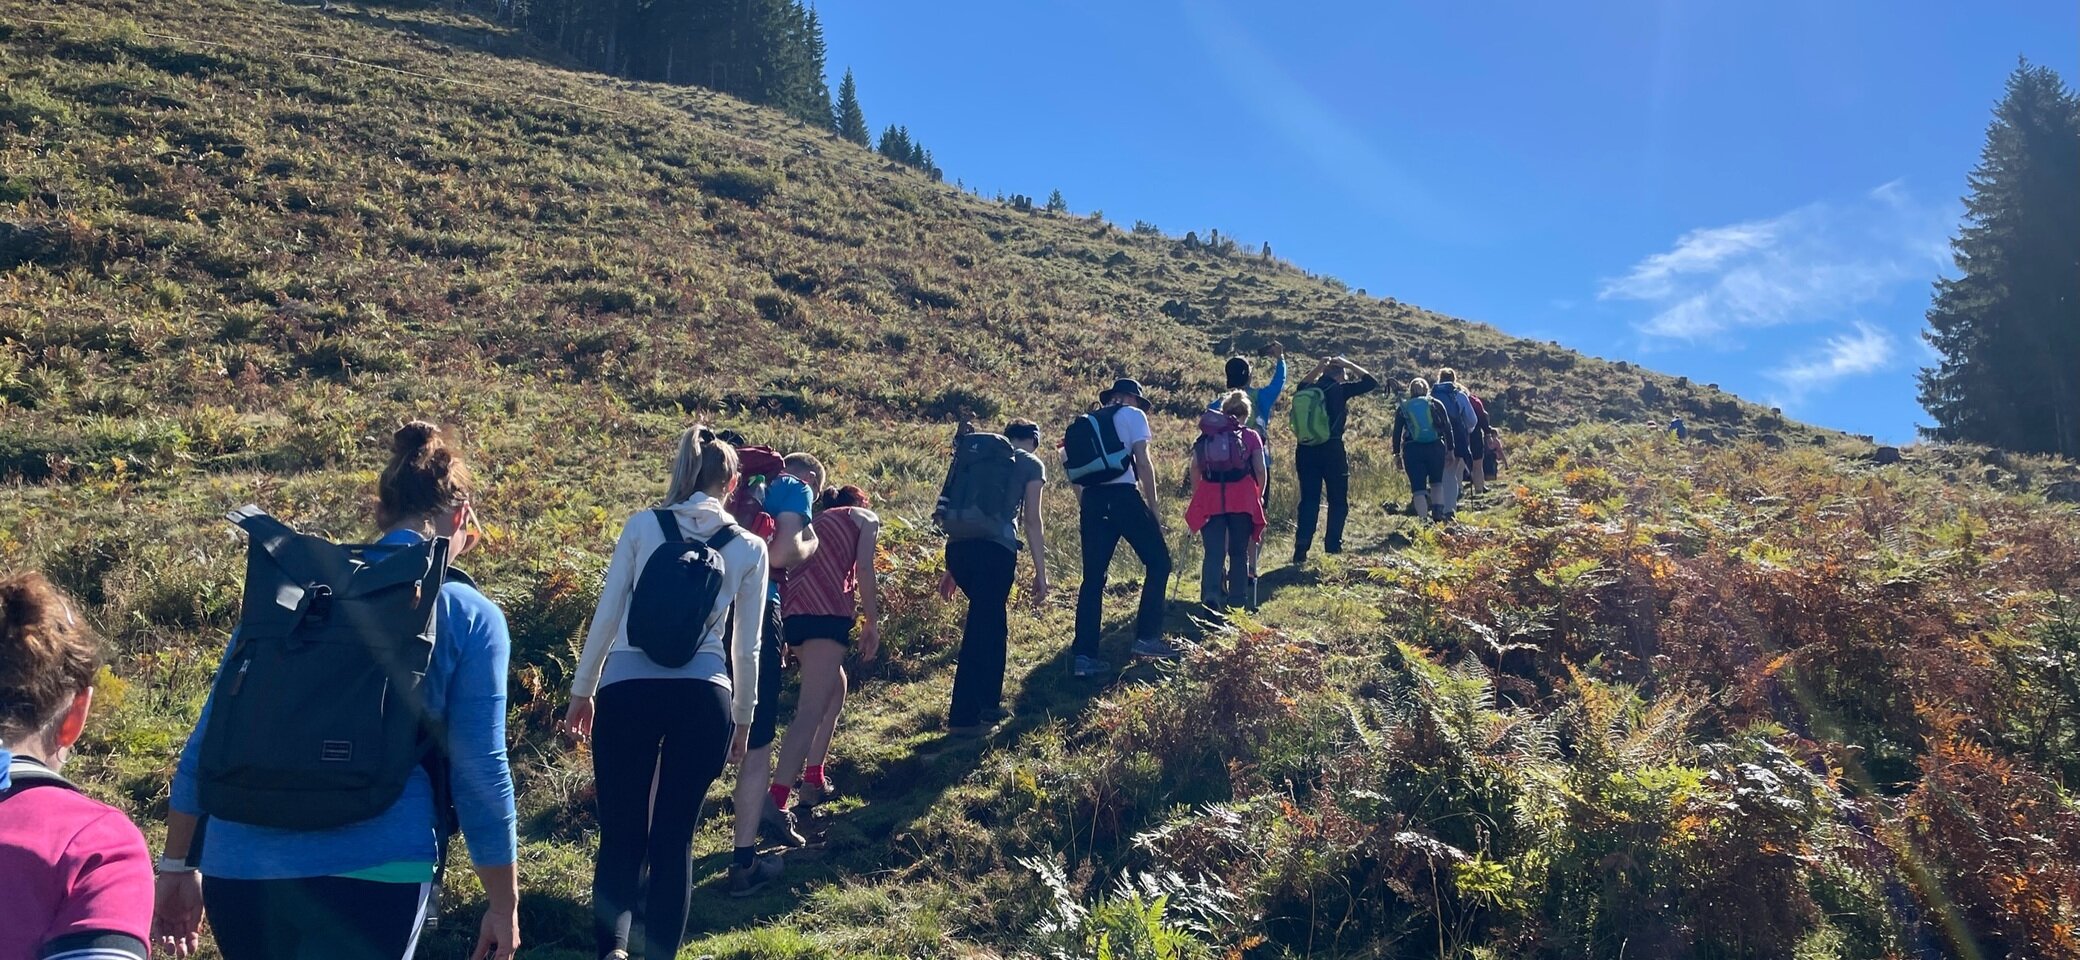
[153,422,519,960]
[1213,342,1286,581]
[728,451,821,884]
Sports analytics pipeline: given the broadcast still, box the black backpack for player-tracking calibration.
[938,433,1024,542]
[198,506,454,832]
[625,510,739,668]
[1063,406,1133,486]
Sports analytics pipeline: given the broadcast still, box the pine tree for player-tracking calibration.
[834,68,870,144]
[1918,61,2080,456]
[1045,189,1067,213]
[878,124,910,163]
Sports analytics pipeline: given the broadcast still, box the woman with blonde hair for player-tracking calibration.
[1185,390,1270,609]
[565,426,772,958]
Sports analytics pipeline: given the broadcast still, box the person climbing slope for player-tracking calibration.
[770,483,882,809]
[566,427,772,952]
[1392,378,1457,522]
[1429,369,1480,519]
[936,419,1049,734]
[1213,342,1286,584]
[1186,391,1269,609]
[1062,378,1174,675]
[157,421,520,960]
[1289,355,1379,564]
[2,573,154,960]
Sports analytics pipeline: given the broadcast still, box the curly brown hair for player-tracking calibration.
[0,572,103,743]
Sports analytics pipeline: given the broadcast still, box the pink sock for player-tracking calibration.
[804,765,827,788]
[768,784,792,809]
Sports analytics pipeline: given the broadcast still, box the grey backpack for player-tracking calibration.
[938,432,1023,542]
[197,506,454,831]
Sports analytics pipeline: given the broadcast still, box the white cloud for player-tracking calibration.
[1600,182,1953,344]
[1599,218,1784,302]
[1767,321,1898,399]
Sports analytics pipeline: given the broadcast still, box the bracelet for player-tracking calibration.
[156,855,197,875]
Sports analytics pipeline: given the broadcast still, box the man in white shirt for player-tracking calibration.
[1070,378,1174,676]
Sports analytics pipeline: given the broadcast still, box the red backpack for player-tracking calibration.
[727,445,786,544]
[1194,411,1252,483]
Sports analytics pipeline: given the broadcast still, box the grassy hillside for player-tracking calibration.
[4,2,2079,958]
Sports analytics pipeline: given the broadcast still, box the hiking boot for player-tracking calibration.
[796,778,838,808]
[1073,655,1111,678]
[728,853,785,898]
[759,800,807,848]
[947,722,987,738]
[1131,637,1179,660]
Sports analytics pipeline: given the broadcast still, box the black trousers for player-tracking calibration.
[946,539,1017,726]
[203,875,430,960]
[1074,484,1172,658]
[590,678,733,960]
[1294,440,1350,558]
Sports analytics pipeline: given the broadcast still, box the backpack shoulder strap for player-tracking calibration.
[706,525,741,550]
[653,509,682,541]
[2,757,78,801]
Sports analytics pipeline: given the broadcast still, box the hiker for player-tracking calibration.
[156,421,520,960]
[1670,417,1689,441]
[1392,378,1457,521]
[936,419,1049,732]
[1466,390,1492,496]
[1062,378,1174,675]
[1214,342,1286,579]
[729,450,823,880]
[2,573,153,960]
[1290,355,1380,564]
[1429,369,1480,519]
[565,427,773,955]
[770,484,882,811]
[1483,425,1507,484]
[1185,391,1269,609]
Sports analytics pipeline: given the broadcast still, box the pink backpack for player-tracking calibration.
[1194,411,1252,482]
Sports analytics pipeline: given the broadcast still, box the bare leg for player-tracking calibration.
[807,662,848,769]
[732,744,773,848]
[771,640,846,801]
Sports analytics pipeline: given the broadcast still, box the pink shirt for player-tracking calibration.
[782,507,871,620]
[0,781,154,958]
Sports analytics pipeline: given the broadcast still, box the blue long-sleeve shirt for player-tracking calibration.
[170,529,519,879]
[1211,357,1289,456]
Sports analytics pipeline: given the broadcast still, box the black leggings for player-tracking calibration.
[203,875,430,960]
[591,678,734,959]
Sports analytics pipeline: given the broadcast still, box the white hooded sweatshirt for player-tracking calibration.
[570,492,769,724]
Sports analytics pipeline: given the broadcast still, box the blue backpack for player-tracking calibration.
[626,510,739,668]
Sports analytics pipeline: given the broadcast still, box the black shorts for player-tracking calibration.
[783,614,854,648]
[1402,441,1446,494]
[749,598,784,750]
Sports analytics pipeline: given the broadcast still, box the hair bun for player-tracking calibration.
[393,420,441,457]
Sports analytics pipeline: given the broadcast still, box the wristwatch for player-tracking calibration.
[155,855,198,875]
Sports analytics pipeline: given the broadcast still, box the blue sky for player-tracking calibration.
[818,1,2076,443]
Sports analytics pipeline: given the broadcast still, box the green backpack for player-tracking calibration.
[1400,396,1441,445]
[1290,386,1332,446]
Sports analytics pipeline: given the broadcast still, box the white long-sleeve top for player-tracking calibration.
[570,493,769,723]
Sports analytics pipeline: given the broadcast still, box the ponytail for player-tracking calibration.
[663,426,739,505]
